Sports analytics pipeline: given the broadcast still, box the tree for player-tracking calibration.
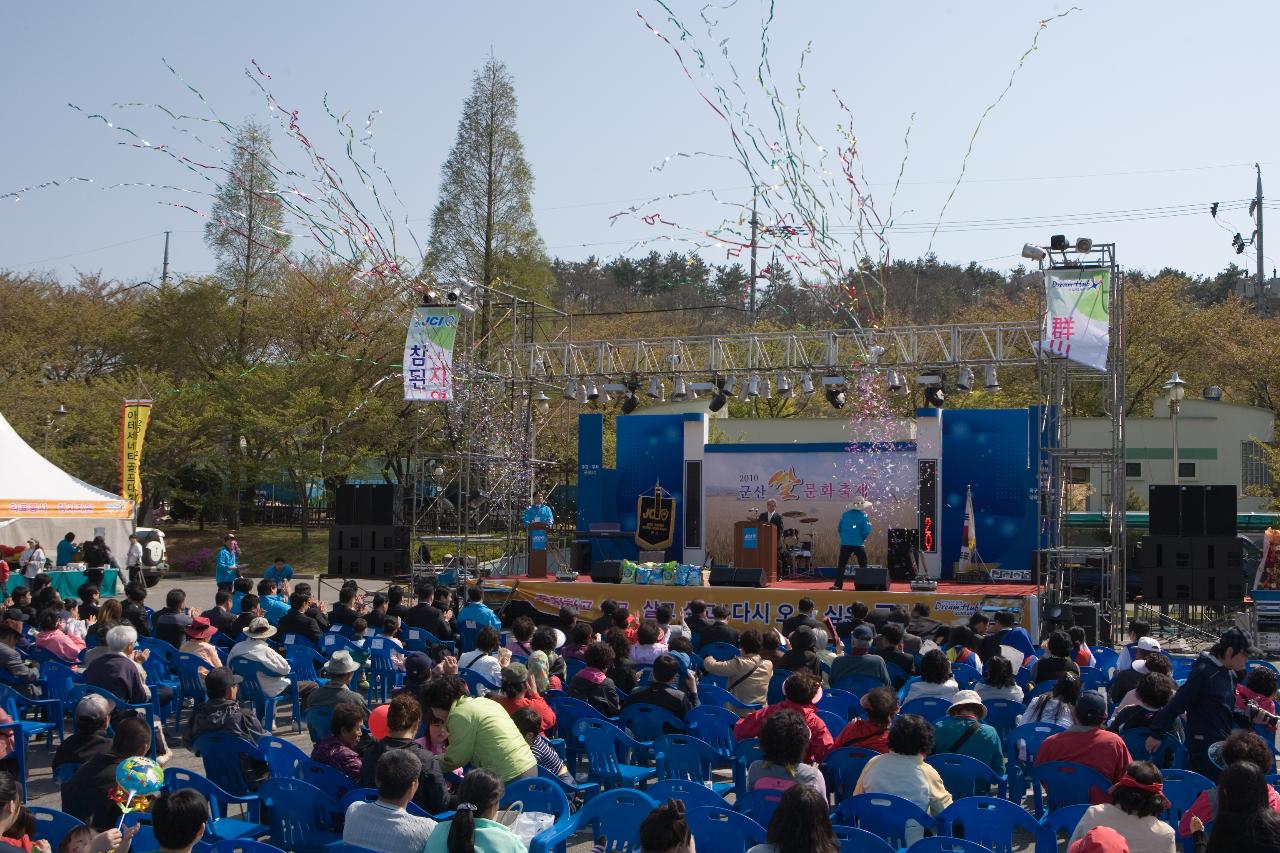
[427,56,549,353]
[204,120,290,367]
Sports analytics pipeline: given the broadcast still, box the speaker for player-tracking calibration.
[365,525,410,552]
[1180,486,1206,536]
[853,565,888,592]
[593,561,623,583]
[1205,485,1238,536]
[335,485,374,524]
[329,525,366,552]
[570,541,592,573]
[1149,486,1179,535]
[1068,601,1100,645]
[709,566,765,588]
[887,529,917,581]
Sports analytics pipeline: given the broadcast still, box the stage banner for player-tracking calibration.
[403,307,459,401]
[503,579,1036,633]
[119,400,152,509]
[635,486,676,550]
[703,443,917,567]
[1039,267,1110,371]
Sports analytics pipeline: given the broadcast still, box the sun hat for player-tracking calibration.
[948,689,987,719]
[324,649,361,675]
[1069,826,1130,853]
[184,617,216,640]
[245,617,277,639]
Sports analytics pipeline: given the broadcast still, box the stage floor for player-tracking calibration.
[513,574,1035,598]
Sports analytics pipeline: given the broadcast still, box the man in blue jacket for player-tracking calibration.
[521,490,554,527]
[215,534,239,593]
[1147,627,1261,779]
[832,498,872,590]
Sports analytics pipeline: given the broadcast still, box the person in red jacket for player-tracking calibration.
[1035,692,1133,792]
[489,664,556,734]
[734,670,833,763]
[834,686,897,753]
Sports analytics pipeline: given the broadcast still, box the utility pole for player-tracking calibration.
[160,230,171,290]
[748,190,759,319]
[1256,164,1266,316]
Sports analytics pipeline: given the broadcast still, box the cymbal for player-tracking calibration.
[799,517,820,524]
[781,511,805,518]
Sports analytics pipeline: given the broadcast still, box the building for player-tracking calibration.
[1068,394,1275,512]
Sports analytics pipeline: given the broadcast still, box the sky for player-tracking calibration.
[2,1,1277,289]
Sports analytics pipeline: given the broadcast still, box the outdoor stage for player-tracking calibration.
[493,575,1040,633]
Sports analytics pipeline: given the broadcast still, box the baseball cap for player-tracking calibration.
[501,663,530,688]
[2,609,26,624]
[1069,826,1130,853]
[403,652,433,679]
[1135,636,1161,653]
[1219,627,1252,653]
[1074,691,1108,726]
[205,667,243,698]
[852,624,875,645]
[75,693,111,722]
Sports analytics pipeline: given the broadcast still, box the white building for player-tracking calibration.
[1068,395,1275,511]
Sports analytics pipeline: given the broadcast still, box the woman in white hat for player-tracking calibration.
[932,690,1005,775]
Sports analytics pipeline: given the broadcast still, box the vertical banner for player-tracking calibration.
[119,400,152,510]
[1040,267,1111,371]
[403,307,459,401]
[635,486,677,551]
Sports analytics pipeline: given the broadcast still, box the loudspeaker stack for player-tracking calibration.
[1141,485,1243,603]
[328,484,410,578]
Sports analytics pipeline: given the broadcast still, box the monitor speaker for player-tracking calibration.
[593,561,623,584]
[853,565,888,592]
[571,541,593,573]
[709,566,765,588]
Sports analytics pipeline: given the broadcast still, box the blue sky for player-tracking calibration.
[2,1,1275,286]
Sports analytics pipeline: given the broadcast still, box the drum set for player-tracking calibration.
[781,510,820,578]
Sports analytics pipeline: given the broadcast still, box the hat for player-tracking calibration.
[1219,626,1253,653]
[2,609,26,624]
[403,652,433,679]
[501,663,530,688]
[1074,691,1108,726]
[1135,636,1161,653]
[205,667,243,697]
[1069,826,1130,853]
[852,624,875,646]
[1131,659,1151,675]
[184,617,216,640]
[245,617,276,639]
[948,690,987,719]
[324,649,361,675]
[75,693,111,722]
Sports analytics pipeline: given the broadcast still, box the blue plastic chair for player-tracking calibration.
[529,789,658,853]
[565,657,587,682]
[733,737,764,801]
[1005,721,1065,804]
[824,746,879,804]
[649,777,728,810]
[209,842,287,853]
[193,732,267,802]
[1078,667,1110,694]
[536,763,601,801]
[1161,769,1214,829]
[575,718,657,789]
[767,670,793,705]
[1031,761,1112,818]
[906,840,998,853]
[29,807,82,849]
[177,653,213,718]
[141,652,182,728]
[1025,679,1057,701]
[618,702,687,754]
[654,733,732,795]
[901,696,951,722]
[260,735,310,779]
[687,805,765,853]
[701,642,740,662]
[816,709,848,736]
[547,695,611,771]
[300,758,360,799]
[830,792,936,850]
[982,700,1025,739]
[363,636,401,703]
[0,682,61,749]
[285,647,327,684]
[39,661,81,717]
[499,776,572,824]
[1091,647,1119,678]
[337,787,432,820]
[886,661,911,688]
[164,767,268,841]
[1040,804,1090,848]
[304,704,338,744]
[460,667,501,697]
[699,683,760,713]
[937,796,1049,853]
[926,752,1008,799]
[281,633,319,653]
[817,688,864,722]
[831,674,888,698]
[735,789,783,826]
[898,676,922,704]
[951,663,981,690]
[256,777,344,852]
[230,657,301,732]
[1121,727,1188,770]
[53,761,80,785]
[319,633,365,658]
[833,825,896,853]
[687,704,740,758]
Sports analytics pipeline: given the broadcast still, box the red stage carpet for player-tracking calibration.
[518,574,1035,598]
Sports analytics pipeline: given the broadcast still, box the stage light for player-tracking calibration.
[1049,234,1069,251]
[708,384,728,412]
[575,380,589,405]
[887,370,905,393]
[776,373,793,398]
[984,365,1000,392]
[672,375,688,400]
[923,385,945,407]
[801,373,815,395]
[747,373,761,398]
[585,380,601,402]
[916,372,942,386]
[533,391,550,414]
[722,375,737,396]
[621,393,639,414]
[825,386,847,409]
[738,378,752,403]
[761,377,772,400]
[455,300,476,317]
[563,378,578,401]
[1021,243,1046,261]
[1075,237,1093,253]
[868,344,886,365]
[646,376,664,399]
[956,366,974,392]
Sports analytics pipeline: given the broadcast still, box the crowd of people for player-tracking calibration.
[0,558,1277,853]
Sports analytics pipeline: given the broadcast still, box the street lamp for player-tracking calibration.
[1164,370,1187,485]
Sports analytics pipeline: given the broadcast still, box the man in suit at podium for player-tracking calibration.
[758,498,786,573]
[522,490,554,527]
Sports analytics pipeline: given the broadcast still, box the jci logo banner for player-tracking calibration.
[635,487,676,551]
[403,307,459,401]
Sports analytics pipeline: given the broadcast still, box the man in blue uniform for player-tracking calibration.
[832,498,872,591]
[521,491,554,527]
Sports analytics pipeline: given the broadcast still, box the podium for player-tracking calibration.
[732,521,778,585]
[527,522,550,579]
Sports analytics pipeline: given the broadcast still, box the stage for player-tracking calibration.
[492,575,1040,633]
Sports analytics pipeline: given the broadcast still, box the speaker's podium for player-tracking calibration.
[527,523,550,579]
[732,521,778,585]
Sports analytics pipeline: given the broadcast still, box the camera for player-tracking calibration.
[1246,700,1280,726]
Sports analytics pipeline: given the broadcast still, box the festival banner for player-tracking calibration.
[1039,267,1111,371]
[502,579,1037,633]
[703,443,917,567]
[403,307,459,401]
[0,499,133,519]
[119,400,152,510]
[635,486,676,550]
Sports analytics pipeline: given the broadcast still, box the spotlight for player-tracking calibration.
[585,380,601,402]
[1075,237,1093,253]
[868,344,886,365]
[915,372,943,386]
[887,370,905,393]
[956,366,974,393]
[1021,243,1046,262]
[708,389,728,412]
[825,386,847,409]
[646,376,664,400]
[455,300,476,317]
[801,373,815,395]
[421,289,441,306]
[747,373,761,398]
[1049,235,1069,251]
[533,391,550,414]
[722,375,737,396]
[672,375,688,400]
[761,377,772,400]
[575,380,589,405]
[984,365,1000,392]
[563,378,578,401]
[621,393,639,414]
[923,385,945,408]
[776,373,792,398]
[738,380,751,403]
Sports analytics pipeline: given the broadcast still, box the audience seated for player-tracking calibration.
[329,583,363,629]
[529,625,565,690]
[1019,671,1081,727]
[120,583,151,638]
[1109,672,1182,738]
[32,609,85,663]
[639,799,697,853]
[1189,760,1280,852]
[153,588,194,648]
[307,649,369,712]
[61,717,151,831]
[186,666,267,745]
[178,616,221,669]
[976,654,1024,704]
[491,663,556,733]
[312,700,366,782]
[830,624,892,687]
[424,768,524,853]
[1070,760,1176,853]
[1035,692,1133,785]
[568,640,621,716]
[344,749,438,852]
[623,654,697,718]
[945,625,985,674]
[903,649,960,705]
[228,617,318,707]
[1178,730,1278,837]
[510,707,569,779]
[696,604,740,648]
[229,593,260,637]
[52,694,113,774]
[630,620,669,666]
[560,621,592,661]
[747,707,828,801]
[1115,619,1152,672]
[747,784,841,853]
[604,627,638,694]
[834,686,897,753]
[456,586,501,632]
[421,674,537,783]
[878,623,917,687]
[932,690,1005,774]
[655,603,689,644]
[200,590,236,635]
[777,627,822,676]
[1032,630,1082,685]
[702,628,772,711]
[277,590,324,644]
[148,788,210,853]
[505,616,536,657]
[458,626,504,686]
[978,609,1037,667]
[360,694,456,814]
[1235,666,1278,731]
[854,714,953,844]
[0,624,39,698]
[735,671,834,763]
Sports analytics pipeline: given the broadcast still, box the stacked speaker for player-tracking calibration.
[1140,485,1243,603]
[328,484,410,578]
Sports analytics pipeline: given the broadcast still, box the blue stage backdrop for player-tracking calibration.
[939,408,1039,578]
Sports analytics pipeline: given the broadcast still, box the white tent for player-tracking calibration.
[0,410,133,561]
